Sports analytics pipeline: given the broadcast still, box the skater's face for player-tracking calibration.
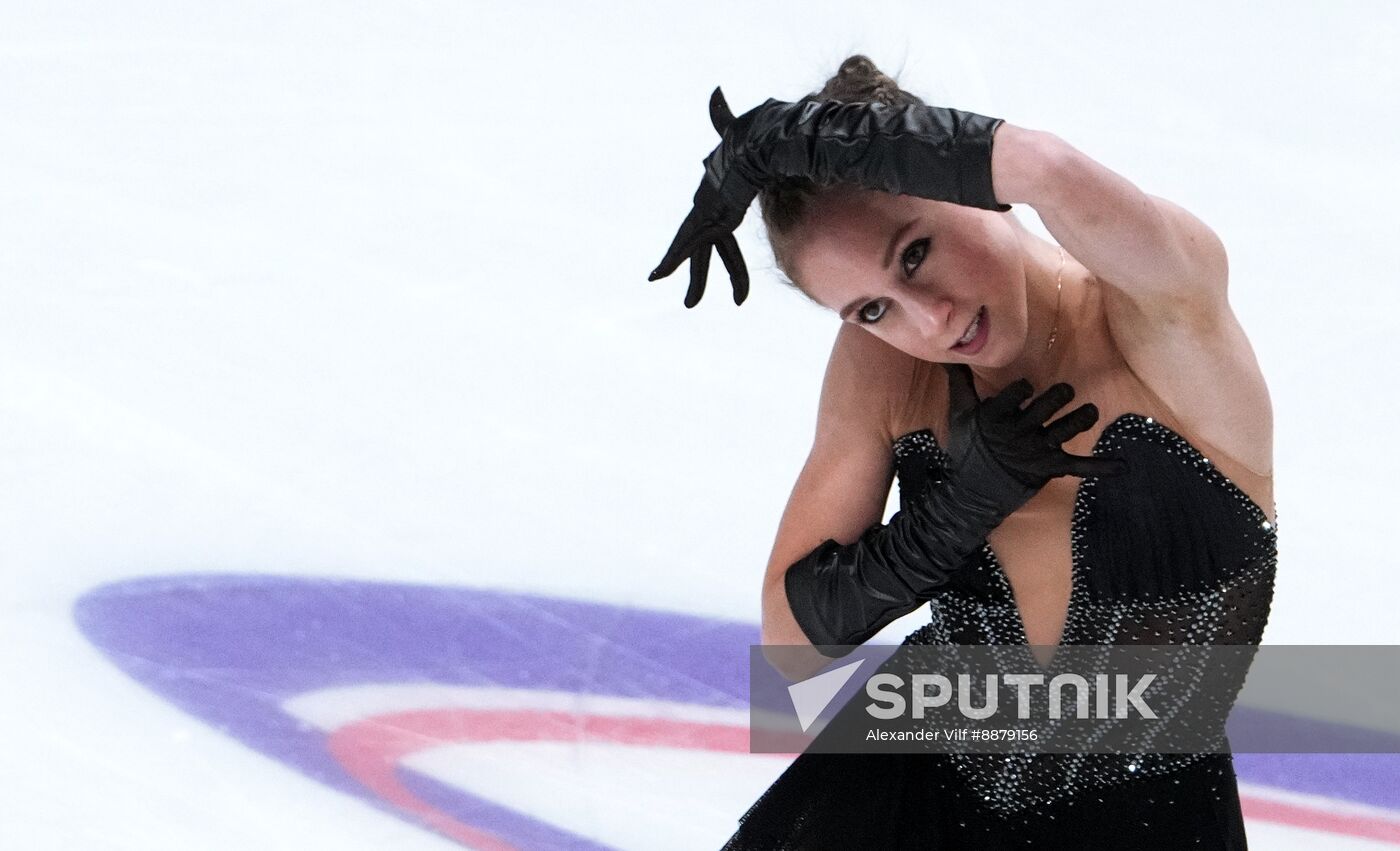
[787,189,1031,367]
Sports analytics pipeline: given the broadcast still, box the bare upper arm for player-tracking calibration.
[1100,258,1274,478]
[760,324,919,645]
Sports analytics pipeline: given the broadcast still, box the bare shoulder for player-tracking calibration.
[1101,277,1274,477]
[762,325,916,574]
[815,322,927,447]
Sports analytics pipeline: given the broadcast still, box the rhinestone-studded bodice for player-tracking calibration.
[891,411,1278,815]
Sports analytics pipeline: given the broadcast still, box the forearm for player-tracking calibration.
[760,509,955,683]
[760,575,834,682]
[748,98,1012,211]
[782,477,1015,657]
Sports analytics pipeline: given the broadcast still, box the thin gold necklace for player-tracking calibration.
[1045,246,1066,353]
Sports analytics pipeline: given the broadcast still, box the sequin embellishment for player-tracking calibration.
[889,412,1278,819]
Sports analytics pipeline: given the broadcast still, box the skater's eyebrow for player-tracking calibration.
[838,295,868,321]
[838,218,918,320]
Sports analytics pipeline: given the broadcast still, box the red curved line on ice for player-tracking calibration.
[326,707,1400,848]
[1241,795,1400,845]
[325,708,766,849]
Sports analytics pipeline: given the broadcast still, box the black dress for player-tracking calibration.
[722,412,1278,850]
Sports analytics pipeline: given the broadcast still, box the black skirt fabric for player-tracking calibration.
[720,750,1249,850]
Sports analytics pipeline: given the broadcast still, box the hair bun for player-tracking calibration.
[838,55,882,80]
[820,54,912,108]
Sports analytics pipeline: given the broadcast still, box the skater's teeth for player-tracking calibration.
[956,309,982,346]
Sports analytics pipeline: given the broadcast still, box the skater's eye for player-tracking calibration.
[900,237,931,278]
[853,237,931,325]
[854,300,888,324]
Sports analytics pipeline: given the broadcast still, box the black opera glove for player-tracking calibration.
[647,87,1012,308]
[783,364,1129,655]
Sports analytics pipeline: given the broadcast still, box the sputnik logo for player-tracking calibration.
[787,659,865,732]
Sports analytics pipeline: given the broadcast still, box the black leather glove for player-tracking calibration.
[648,87,1011,308]
[646,87,758,308]
[783,364,1130,655]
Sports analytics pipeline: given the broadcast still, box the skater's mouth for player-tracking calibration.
[949,306,988,353]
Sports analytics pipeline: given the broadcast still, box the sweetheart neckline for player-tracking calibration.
[890,411,1277,655]
[891,411,1274,528]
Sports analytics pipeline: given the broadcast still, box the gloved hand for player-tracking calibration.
[940,364,1129,495]
[645,87,760,309]
[648,87,1011,308]
[783,365,1129,655]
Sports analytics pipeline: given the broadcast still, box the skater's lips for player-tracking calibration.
[949,306,986,350]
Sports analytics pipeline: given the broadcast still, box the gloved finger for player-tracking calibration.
[1020,382,1075,425]
[649,234,694,282]
[710,86,735,137]
[714,231,749,305]
[1042,402,1100,446]
[685,242,712,308]
[941,363,980,417]
[649,200,712,281]
[1057,453,1130,479]
[983,377,1035,419]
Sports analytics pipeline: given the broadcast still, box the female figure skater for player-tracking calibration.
[648,56,1277,850]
